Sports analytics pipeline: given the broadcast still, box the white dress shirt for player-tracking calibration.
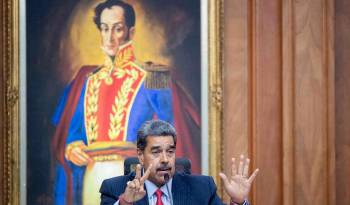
[114,178,173,205]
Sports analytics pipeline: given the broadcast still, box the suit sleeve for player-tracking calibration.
[207,177,226,205]
[100,176,133,205]
[100,179,119,205]
[207,177,251,205]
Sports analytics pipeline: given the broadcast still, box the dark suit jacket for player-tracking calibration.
[100,172,250,205]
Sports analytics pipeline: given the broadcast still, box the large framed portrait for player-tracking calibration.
[1,0,223,204]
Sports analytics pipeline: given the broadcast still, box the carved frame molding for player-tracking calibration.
[1,0,20,204]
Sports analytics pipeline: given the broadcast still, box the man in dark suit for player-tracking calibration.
[100,120,259,205]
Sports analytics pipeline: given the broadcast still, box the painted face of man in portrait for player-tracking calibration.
[100,5,134,57]
[138,136,176,187]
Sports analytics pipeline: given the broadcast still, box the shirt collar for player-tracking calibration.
[145,178,173,199]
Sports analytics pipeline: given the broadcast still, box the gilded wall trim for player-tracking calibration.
[208,0,224,197]
[2,0,20,204]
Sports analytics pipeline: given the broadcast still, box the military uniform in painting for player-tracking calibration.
[52,41,173,205]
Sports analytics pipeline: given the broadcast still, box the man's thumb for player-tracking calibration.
[219,173,230,187]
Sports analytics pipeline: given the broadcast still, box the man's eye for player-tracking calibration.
[115,27,123,32]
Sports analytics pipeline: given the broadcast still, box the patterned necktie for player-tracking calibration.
[155,189,164,205]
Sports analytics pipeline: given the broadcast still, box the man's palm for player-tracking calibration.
[219,156,259,204]
[220,174,252,202]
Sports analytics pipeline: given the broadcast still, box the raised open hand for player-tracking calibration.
[219,155,259,204]
[121,164,152,204]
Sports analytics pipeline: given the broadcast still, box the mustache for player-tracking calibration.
[156,165,171,171]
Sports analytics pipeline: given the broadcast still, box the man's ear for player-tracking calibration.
[128,27,135,40]
[137,148,144,165]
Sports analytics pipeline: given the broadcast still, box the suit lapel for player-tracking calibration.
[172,173,190,205]
[135,195,149,205]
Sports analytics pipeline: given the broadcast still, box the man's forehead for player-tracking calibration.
[146,136,175,147]
[100,6,125,24]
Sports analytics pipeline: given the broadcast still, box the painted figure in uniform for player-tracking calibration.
[51,1,174,204]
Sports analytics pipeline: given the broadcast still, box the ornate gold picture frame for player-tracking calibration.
[0,0,223,204]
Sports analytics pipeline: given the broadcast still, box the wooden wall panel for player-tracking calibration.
[335,0,350,204]
[281,0,295,204]
[293,0,334,204]
[223,0,335,204]
[223,0,249,202]
[223,0,249,174]
[224,0,283,204]
[252,0,283,204]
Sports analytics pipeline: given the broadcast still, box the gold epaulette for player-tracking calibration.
[142,61,171,89]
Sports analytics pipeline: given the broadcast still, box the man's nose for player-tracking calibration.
[160,151,169,163]
[107,30,114,43]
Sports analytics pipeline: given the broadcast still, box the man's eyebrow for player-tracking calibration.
[113,22,124,26]
[150,146,161,150]
[168,145,176,149]
[100,22,124,26]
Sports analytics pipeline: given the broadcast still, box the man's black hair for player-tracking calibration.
[137,120,177,151]
[93,0,136,29]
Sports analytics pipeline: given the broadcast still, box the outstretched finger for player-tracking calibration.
[238,155,244,175]
[231,158,237,177]
[219,173,230,188]
[243,158,250,178]
[135,164,142,179]
[248,168,259,184]
[140,164,152,184]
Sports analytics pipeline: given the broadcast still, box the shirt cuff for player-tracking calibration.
[114,200,119,205]
[231,199,248,205]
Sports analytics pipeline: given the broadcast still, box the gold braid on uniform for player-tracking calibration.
[85,57,116,142]
[85,74,101,142]
[108,68,139,140]
[142,61,171,89]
